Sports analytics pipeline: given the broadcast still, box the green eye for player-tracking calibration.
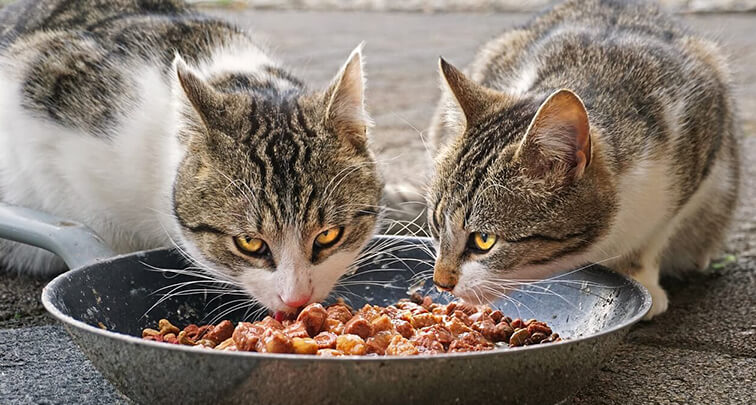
[470,232,497,252]
[314,227,343,248]
[234,235,268,256]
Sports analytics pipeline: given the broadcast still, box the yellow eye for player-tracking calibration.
[314,227,343,248]
[234,235,267,256]
[471,232,497,252]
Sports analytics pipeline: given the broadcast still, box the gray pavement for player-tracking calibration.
[1,9,754,404]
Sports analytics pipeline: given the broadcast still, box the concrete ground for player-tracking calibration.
[1,9,754,404]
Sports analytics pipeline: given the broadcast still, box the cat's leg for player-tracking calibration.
[630,255,669,321]
[660,163,738,275]
[627,217,683,320]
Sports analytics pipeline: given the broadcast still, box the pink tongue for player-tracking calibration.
[273,311,286,322]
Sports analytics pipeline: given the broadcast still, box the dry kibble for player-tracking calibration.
[529,332,547,344]
[493,322,514,342]
[510,318,525,329]
[158,319,180,335]
[177,331,196,346]
[142,328,160,338]
[142,296,560,355]
[526,321,553,336]
[509,328,531,347]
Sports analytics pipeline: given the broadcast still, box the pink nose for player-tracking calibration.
[282,294,311,308]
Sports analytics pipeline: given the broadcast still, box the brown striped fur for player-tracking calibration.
[427,0,740,319]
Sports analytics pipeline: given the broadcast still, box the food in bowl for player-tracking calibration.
[141,294,561,355]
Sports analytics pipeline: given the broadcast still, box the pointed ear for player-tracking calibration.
[173,54,224,130]
[516,89,592,181]
[438,57,502,126]
[323,43,371,148]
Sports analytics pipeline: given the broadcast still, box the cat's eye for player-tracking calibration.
[234,235,268,256]
[314,227,343,249]
[469,232,497,252]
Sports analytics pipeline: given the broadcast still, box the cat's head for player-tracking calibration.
[427,59,616,303]
[169,46,382,313]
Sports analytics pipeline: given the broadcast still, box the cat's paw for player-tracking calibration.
[642,283,669,321]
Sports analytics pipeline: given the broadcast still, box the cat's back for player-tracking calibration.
[470,0,734,175]
[0,0,251,137]
[0,0,190,44]
[472,0,694,85]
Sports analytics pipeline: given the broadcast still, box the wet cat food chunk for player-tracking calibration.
[203,320,234,344]
[142,296,561,355]
[297,303,328,337]
[292,337,319,355]
[343,316,372,339]
[313,331,338,349]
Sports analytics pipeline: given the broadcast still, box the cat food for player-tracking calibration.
[141,294,561,355]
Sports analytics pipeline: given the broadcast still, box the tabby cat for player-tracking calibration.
[0,0,382,313]
[427,0,739,319]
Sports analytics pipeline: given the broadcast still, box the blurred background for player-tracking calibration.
[185,0,756,12]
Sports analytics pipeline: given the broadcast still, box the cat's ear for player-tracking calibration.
[516,89,592,181]
[323,43,371,148]
[438,57,502,126]
[172,54,224,130]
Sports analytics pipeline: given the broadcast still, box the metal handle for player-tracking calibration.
[0,203,116,269]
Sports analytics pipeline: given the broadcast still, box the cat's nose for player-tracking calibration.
[433,263,458,292]
[281,294,312,308]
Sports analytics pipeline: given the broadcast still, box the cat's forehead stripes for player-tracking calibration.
[235,96,318,229]
[433,101,536,227]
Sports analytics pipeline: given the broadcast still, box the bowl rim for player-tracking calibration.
[41,236,652,363]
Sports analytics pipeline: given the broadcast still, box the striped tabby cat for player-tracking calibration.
[0,0,382,313]
[427,0,740,319]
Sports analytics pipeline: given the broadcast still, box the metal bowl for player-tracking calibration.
[0,203,650,405]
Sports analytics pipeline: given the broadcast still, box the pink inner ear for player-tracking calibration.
[525,90,591,180]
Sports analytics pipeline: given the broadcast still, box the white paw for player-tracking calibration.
[642,283,669,321]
